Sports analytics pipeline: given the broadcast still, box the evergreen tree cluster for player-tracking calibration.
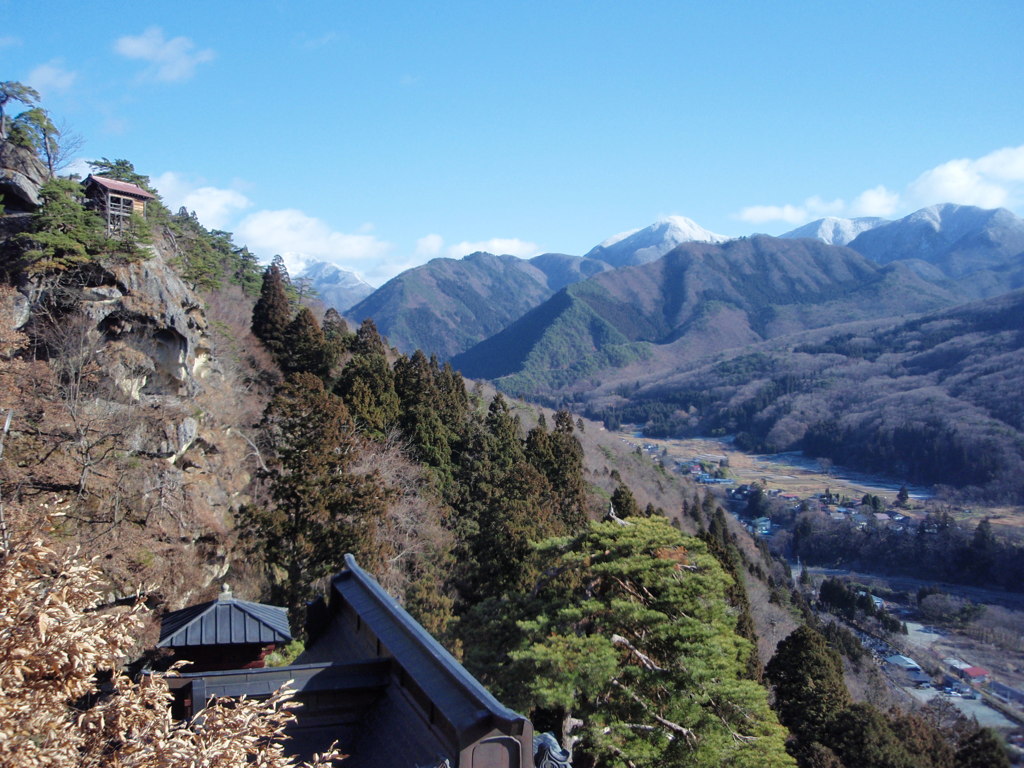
[793,509,1024,592]
[817,578,904,634]
[165,206,262,294]
[766,625,1010,768]
[245,269,593,641]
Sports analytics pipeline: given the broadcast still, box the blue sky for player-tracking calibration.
[4,1,1024,284]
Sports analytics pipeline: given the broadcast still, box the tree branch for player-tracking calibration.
[609,678,698,747]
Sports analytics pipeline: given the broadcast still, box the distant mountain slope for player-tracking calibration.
[345,251,611,358]
[780,216,887,246]
[583,216,730,267]
[298,261,375,312]
[453,235,959,395]
[592,289,1024,500]
[345,215,726,358]
[846,203,1024,278]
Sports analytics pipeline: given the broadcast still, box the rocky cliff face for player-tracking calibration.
[0,215,269,611]
[0,139,48,212]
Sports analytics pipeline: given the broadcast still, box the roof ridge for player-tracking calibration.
[336,554,525,727]
[158,595,291,647]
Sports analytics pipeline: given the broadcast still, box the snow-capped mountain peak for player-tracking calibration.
[585,216,730,267]
[779,216,888,246]
[297,261,375,312]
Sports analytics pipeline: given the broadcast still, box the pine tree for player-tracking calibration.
[955,728,1010,768]
[251,263,292,359]
[826,703,934,768]
[394,350,457,483]
[766,625,851,746]
[506,518,794,767]
[279,307,331,380]
[351,317,387,356]
[238,373,388,625]
[87,157,154,190]
[17,178,107,273]
[610,483,640,518]
[334,350,399,435]
[525,409,589,532]
[322,308,350,344]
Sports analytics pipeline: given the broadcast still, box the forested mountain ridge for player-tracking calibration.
[344,250,611,358]
[453,234,960,394]
[586,289,1024,500]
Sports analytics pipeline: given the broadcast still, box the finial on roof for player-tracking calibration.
[219,583,232,600]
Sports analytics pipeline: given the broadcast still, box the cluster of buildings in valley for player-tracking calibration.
[725,483,915,536]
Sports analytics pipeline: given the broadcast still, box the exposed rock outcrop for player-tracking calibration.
[0,221,266,608]
[19,248,213,399]
[0,139,47,212]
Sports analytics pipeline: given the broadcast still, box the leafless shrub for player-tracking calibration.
[0,523,344,767]
[349,431,453,601]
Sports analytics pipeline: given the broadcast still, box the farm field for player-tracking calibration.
[616,431,1024,531]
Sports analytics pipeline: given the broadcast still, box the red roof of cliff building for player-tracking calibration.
[85,174,156,200]
[964,666,990,678]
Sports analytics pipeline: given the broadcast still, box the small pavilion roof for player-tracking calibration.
[85,174,156,200]
[158,587,291,648]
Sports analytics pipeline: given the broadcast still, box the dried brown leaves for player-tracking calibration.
[0,535,344,768]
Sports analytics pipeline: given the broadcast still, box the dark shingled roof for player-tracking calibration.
[85,174,156,199]
[332,553,528,737]
[178,659,390,698]
[159,591,291,647]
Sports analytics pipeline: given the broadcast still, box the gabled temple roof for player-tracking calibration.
[332,553,527,737]
[158,587,291,647]
[84,174,156,200]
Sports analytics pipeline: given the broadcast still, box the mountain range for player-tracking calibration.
[291,202,1024,498]
[451,235,960,392]
[320,204,1024,367]
[589,288,1024,500]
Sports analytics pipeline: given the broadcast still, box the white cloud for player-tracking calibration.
[735,144,1024,228]
[737,198,842,225]
[153,171,252,230]
[234,208,394,281]
[445,237,540,259]
[974,146,1024,182]
[27,59,78,94]
[905,146,1024,209]
[737,204,808,225]
[299,32,338,50]
[851,185,900,217]
[114,27,214,82]
[415,233,444,257]
[0,36,20,49]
